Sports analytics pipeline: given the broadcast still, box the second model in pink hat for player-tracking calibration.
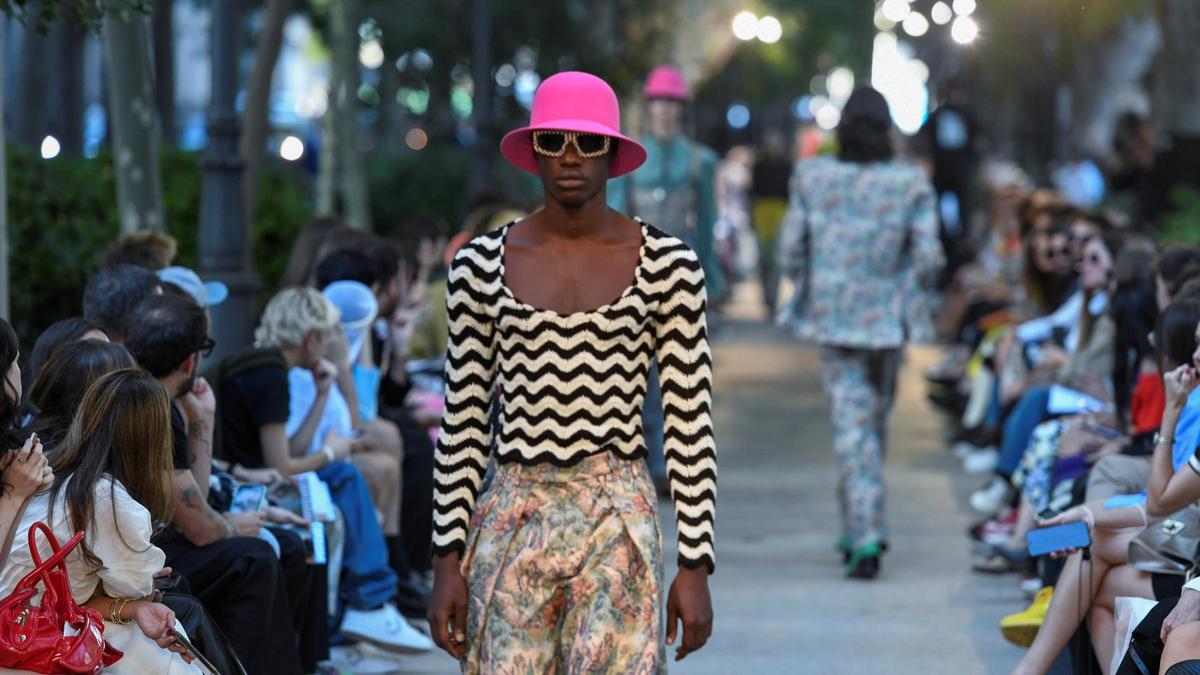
[643,65,689,101]
[500,71,647,179]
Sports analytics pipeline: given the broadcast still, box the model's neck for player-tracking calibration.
[539,188,611,240]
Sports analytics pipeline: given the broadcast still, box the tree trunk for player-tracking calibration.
[1158,0,1200,198]
[0,29,9,320]
[15,9,50,146]
[467,0,492,201]
[152,0,177,143]
[330,0,370,229]
[103,15,166,233]
[240,0,293,229]
[58,14,86,156]
[315,60,338,216]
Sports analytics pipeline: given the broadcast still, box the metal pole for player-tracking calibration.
[198,0,258,361]
[468,0,493,201]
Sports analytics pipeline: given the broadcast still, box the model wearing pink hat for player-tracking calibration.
[429,70,716,671]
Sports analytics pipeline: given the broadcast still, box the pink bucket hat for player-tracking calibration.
[500,71,647,179]
[643,65,689,101]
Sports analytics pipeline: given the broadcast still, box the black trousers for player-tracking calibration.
[382,406,434,573]
[267,526,329,672]
[161,588,246,675]
[156,531,303,675]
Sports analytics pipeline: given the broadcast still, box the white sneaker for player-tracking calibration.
[970,477,1013,514]
[962,447,999,475]
[341,603,434,653]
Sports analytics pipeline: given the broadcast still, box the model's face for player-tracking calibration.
[648,99,684,137]
[537,143,610,209]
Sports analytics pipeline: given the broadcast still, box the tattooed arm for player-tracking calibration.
[170,470,234,546]
[186,417,214,501]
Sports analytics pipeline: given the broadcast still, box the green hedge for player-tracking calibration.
[6,144,310,349]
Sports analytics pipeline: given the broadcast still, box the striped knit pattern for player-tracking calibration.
[432,222,717,572]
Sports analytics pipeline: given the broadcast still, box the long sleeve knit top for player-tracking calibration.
[432,221,717,572]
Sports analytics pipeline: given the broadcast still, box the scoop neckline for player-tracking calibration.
[496,218,648,318]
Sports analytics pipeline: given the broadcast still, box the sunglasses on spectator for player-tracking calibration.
[532,131,612,158]
[1046,246,1071,260]
[197,337,216,358]
[1083,252,1106,265]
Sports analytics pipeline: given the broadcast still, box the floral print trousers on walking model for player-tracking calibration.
[819,346,901,550]
[459,452,666,674]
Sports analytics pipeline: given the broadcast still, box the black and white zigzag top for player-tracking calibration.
[432,221,717,572]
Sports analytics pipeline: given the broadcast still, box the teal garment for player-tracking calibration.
[608,134,723,296]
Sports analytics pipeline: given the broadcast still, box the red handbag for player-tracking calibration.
[0,521,124,673]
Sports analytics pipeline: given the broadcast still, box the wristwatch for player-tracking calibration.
[1154,431,1175,447]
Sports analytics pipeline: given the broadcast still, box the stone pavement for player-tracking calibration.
[373,297,1029,674]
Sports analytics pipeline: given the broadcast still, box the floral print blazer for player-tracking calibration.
[776,156,945,349]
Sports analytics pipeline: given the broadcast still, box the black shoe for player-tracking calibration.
[927,387,967,416]
[847,555,880,580]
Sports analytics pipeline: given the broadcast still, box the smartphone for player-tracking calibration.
[169,629,219,674]
[1027,521,1092,557]
[229,484,267,514]
[1083,422,1124,441]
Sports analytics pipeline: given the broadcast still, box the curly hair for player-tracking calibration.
[254,287,340,349]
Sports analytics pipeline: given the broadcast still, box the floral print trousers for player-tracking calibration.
[819,347,901,549]
[459,452,665,674]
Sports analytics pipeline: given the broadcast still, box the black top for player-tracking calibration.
[214,349,290,470]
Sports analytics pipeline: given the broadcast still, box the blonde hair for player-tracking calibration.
[254,287,340,349]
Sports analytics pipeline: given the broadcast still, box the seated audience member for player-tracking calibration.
[82,263,162,343]
[1010,300,1200,673]
[0,369,199,673]
[27,340,136,447]
[213,287,432,652]
[0,318,54,562]
[103,231,178,270]
[124,293,316,674]
[20,317,108,391]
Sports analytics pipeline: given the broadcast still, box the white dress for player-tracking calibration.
[0,476,201,674]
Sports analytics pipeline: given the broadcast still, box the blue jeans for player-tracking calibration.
[318,461,397,611]
[642,361,667,480]
[997,386,1053,479]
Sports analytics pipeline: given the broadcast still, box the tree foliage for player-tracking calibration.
[0,0,148,30]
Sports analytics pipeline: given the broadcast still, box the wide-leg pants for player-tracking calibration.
[460,452,665,674]
[818,346,901,549]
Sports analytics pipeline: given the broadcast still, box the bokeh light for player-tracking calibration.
[358,40,384,69]
[827,67,855,103]
[40,135,60,160]
[405,128,428,151]
[930,1,953,25]
[756,16,783,44]
[953,0,976,16]
[881,0,911,24]
[951,15,979,44]
[902,12,929,37]
[279,135,304,161]
[814,104,841,131]
[726,103,751,129]
[732,11,758,41]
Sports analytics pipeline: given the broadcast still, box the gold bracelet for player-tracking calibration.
[108,598,120,624]
[111,597,133,625]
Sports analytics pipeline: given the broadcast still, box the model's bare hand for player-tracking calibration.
[429,554,469,659]
[666,566,712,661]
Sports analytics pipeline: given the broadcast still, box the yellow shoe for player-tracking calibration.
[1001,587,1052,647]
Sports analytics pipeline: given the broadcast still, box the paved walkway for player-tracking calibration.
[381,292,1028,674]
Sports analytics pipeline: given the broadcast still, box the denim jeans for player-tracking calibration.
[318,460,398,612]
[997,386,1053,479]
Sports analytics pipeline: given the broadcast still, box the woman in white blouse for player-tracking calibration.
[0,368,200,673]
